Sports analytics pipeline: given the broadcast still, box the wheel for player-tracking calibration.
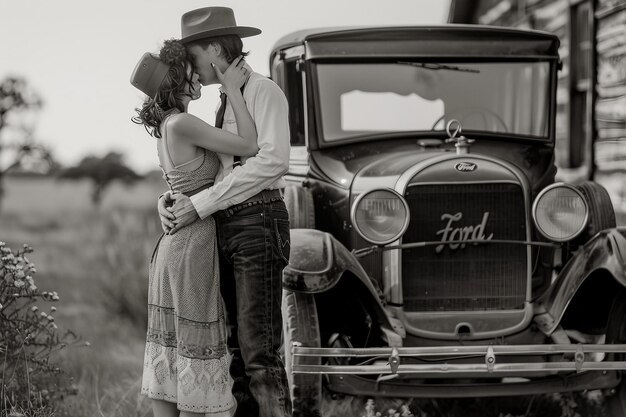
[283,184,315,229]
[575,181,616,243]
[431,108,509,132]
[282,290,322,417]
[605,290,626,417]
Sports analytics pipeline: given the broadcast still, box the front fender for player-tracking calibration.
[535,228,626,334]
[283,228,403,346]
[283,228,379,295]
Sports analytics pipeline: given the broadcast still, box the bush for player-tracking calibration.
[362,398,413,417]
[0,242,79,415]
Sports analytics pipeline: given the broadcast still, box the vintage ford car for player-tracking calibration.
[269,26,626,416]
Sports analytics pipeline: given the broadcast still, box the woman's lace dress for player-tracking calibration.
[141,116,235,416]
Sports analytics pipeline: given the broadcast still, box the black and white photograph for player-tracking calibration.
[1,1,625,416]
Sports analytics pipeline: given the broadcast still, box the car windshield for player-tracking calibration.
[315,61,551,142]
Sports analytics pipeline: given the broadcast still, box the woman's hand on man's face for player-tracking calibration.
[213,56,247,95]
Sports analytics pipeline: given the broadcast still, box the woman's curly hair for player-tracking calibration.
[132,39,196,138]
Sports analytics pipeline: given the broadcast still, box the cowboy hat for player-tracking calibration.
[130,53,170,98]
[180,7,261,44]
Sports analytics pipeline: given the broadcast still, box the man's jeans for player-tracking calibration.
[215,189,292,417]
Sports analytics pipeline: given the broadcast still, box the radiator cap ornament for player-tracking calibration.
[445,120,475,154]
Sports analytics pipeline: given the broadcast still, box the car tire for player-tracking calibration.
[284,184,315,229]
[575,181,616,243]
[605,289,626,417]
[282,290,322,417]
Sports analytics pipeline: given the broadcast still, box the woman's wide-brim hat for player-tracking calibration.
[180,7,261,44]
[130,53,170,98]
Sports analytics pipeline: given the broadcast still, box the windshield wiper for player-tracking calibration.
[397,61,480,73]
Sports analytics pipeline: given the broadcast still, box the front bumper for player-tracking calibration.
[291,343,626,397]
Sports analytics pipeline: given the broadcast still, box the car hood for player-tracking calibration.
[309,138,555,194]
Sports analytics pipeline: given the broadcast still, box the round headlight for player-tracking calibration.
[532,183,588,242]
[351,189,410,245]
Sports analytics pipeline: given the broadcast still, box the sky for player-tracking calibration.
[0,0,449,174]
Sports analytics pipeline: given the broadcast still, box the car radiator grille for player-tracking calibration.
[402,183,527,312]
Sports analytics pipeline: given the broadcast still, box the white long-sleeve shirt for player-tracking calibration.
[190,69,290,219]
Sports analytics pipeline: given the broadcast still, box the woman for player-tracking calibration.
[130,39,256,417]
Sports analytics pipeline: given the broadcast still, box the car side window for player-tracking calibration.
[283,58,306,147]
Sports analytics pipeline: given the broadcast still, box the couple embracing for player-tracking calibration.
[131,7,292,417]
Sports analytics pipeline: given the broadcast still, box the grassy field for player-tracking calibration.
[0,175,622,417]
[1,176,166,417]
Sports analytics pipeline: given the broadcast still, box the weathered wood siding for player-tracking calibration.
[453,0,626,219]
[595,1,626,217]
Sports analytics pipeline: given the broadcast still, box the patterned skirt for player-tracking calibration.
[141,217,235,416]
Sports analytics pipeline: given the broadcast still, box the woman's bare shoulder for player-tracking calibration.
[167,113,208,136]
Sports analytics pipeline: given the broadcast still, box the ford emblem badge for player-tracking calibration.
[455,162,477,172]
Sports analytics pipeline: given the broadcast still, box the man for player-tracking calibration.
[158,7,292,417]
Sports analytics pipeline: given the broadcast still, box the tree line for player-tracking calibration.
[0,76,141,207]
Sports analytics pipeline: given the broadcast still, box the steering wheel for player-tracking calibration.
[431,108,509,132]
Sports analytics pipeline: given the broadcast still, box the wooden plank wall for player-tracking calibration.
[595,0,626,216]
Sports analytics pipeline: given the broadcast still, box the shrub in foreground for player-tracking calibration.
[0,242,80,415]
